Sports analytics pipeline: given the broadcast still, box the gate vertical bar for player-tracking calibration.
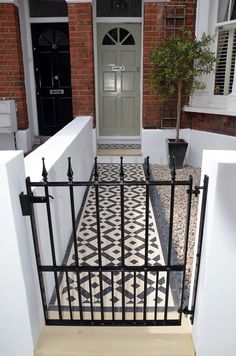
[94,158,104,323]
[26,176,49,323]
[133,271,136,322]
[111,272,115,321]
[143,157,150,322]
[120,157,125,323]
[67,157,83,321]
[154,271,159,321]
[42,158,62,322]
[164,157,176,322]
[65,271,73,320]
[179,175,193,323]
[190,175,209,324]
[88,272,94,322]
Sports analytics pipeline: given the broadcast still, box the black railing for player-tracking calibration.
[20,156,208,326]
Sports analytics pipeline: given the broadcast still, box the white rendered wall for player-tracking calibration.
[142,128,191,165]
[191,150,236,356]
[24,116,94,300]
[16,128,32,152]
[0,133,15,149]
[0,151,42,356]
[188,130,236,167]
[142,128,236,167]
[0,117,94,355]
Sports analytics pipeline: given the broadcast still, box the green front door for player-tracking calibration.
[97,24,141,136]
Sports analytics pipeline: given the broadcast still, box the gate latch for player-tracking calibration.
[178,306,193,315]
[19,192,52,216]
[187,185,205,197]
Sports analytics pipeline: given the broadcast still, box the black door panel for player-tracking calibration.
[31,23,73,136]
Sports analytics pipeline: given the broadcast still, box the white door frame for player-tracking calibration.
[93,1,144,142]
[19,0,69,138]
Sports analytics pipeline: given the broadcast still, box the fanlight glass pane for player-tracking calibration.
[122,34,135,45]
[97,0,142,17]
[120,28,129,42]
[29,0,68,17]
[55,30,69,45]
[108,28,118,43]
[102,35,116,45]
[38,30,53,46]
[102,28,135,46]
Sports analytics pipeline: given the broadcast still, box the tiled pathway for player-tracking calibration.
[50,164,174,317]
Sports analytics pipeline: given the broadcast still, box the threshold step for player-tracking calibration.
[97,148,142,157]
[35,318,195,356]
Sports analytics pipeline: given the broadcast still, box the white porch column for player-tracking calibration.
[191,150,236,356]
[0,152,43,356]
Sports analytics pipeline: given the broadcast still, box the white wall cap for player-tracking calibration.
[24,116,92,181]
[0,151,22,165]
[202,150,236,164]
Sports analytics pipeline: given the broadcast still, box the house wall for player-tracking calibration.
[0,3,28,130]
[142,0,196,129]
[68,2,96,126]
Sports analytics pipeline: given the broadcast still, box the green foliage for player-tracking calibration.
[149,30,216,101]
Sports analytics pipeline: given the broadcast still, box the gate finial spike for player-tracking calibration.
[42,157,48,182]
[171,155,176,181]
[67,157,74,182]
[120,156,124,180]
[94,157,99,181]
[145,156,150,180]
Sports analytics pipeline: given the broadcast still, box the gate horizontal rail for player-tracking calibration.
[39,265,184,272]
[20,156,208,327]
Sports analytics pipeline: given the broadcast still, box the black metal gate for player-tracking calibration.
[19,157,208,326]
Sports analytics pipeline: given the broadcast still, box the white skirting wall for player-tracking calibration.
[141,128,236,167]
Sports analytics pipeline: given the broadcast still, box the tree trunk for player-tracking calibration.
[176,80,182,142]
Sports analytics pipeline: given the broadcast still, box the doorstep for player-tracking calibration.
[35,317,195,356]
[97,143,142,157]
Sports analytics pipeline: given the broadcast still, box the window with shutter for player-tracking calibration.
[215,0,236,95]
[214,28,236,95]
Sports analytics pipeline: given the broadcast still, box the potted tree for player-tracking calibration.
[149,30,216,168]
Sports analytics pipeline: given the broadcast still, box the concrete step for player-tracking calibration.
[35,317,195,356]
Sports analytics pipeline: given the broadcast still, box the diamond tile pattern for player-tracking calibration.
[50,164,173,314]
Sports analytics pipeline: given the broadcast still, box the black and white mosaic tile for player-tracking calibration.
[49,164,174,314]
[97,143,141,150]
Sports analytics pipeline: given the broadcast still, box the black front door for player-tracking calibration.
[31,23,73,136]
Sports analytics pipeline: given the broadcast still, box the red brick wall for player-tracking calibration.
[0,3,28,130]
[68,3,95,125]
[183,112,236,136]
[143,0,196,129]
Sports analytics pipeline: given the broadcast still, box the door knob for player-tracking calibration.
[54,75,59,80]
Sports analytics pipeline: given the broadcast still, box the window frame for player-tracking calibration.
[217,0,236,24]
[214,0,236,96]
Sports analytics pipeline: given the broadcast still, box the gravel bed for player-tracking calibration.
[151,165,201,302]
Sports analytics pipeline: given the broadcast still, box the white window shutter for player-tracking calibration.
[214,27,236,95]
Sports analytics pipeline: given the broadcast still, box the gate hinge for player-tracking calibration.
[187,185,205,197]
[19,192,50,216]
[178,306,193,315]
